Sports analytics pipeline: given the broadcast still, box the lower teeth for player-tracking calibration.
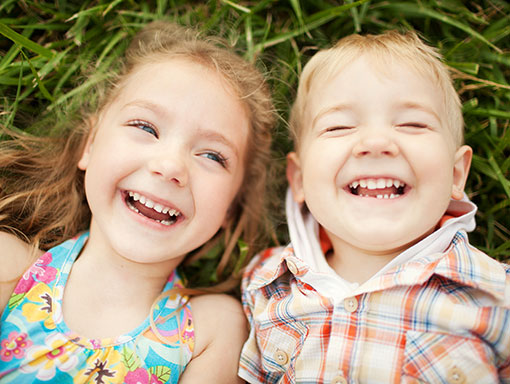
[126,199,175,226]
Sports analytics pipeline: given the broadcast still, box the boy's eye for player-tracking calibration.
[200,151,227,168]
[323,126,355,135]
[128,120,159,138]
[398,122,428,129]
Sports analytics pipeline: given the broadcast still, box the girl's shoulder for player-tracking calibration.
[179,293,246,383]
[189,293,246,350]
[0,231,43,315]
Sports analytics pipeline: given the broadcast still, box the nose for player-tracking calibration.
[147,151,189,187]
[352,127,399,158]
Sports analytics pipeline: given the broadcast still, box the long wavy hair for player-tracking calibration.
[0,21,275,289]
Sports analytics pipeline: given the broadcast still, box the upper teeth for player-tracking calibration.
[128,191,180,216]
[349,178,403,190]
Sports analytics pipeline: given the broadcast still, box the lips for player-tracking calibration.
[348,177,407,199]
[124,191,182,225]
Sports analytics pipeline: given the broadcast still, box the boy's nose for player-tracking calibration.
[147,153,188,187]
[352,130,399,157]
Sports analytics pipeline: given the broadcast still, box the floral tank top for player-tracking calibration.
[0,233,194,383]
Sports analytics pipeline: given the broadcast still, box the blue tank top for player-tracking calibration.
[0,233,194,383]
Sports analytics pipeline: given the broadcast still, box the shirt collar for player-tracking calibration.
[245,232,507,304]
[359,231,508,302]
[246,194,506,302]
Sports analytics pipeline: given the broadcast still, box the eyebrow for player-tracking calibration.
[194,129,239,157]
[123,100,239,156]
[122,100,168,117]
[395,101,441,123]
[311,104,353,129]
[311,101,442,128]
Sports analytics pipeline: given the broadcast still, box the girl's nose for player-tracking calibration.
[148,153,189,187]
[352,128,399,158]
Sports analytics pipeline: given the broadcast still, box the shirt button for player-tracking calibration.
[343,297,358,312]
[286,259,298,275]
[274,349,289,366]
[447,366,466,384]
[331,375,348,384]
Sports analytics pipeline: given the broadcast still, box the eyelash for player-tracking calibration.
[398,122,428,129]
[326,126,354,132]
[201,151,228,168]
[127,120,228,168]
[128,120,159,138]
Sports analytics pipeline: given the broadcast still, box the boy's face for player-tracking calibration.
[287,55,472,259]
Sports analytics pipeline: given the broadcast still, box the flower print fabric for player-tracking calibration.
[0,233,194,383]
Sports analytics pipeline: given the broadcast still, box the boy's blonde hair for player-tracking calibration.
[289,30,463,149]
[0,21,274,287]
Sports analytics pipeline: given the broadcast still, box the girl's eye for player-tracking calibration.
[128,120,159,138]
[326,126,354,132]
[201,152,227,168]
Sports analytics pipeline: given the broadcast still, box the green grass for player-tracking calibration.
[1,0,509,279]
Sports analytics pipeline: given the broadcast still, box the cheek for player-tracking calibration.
[412,147,455,201]
[196,175,240,216]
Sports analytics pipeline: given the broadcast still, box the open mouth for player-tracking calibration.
[124,191,182,226]
[348,178,407,199]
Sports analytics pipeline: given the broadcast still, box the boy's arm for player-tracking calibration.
[179,293,248,384]
[0,231,38,315]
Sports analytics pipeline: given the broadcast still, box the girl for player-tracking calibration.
[0,21,274,383]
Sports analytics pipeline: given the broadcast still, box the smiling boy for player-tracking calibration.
[239,31,510,383]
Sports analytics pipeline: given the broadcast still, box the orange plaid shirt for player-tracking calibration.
[239,232,510,383]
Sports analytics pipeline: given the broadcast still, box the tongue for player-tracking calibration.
[133,200,170,221]
[358,186,397,197]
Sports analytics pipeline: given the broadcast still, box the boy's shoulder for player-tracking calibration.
[243,244,294,291]
[436,234,510,305]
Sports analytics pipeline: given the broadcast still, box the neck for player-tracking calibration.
[76,234,176,298]
[326,235,401,284]
[61,230,182,339]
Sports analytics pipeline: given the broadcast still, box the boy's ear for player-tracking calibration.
[286,152,305,204]
[451,145,473,200]
[77,117,98,171]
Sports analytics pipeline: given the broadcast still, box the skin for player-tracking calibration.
[287,55,472,284]
[1,59,250,383]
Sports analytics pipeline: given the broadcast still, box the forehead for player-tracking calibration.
[305,54,446,124]
[101,58,250,148]
[310,51,439,97]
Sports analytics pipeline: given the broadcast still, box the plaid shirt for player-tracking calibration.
[239,231,510,384]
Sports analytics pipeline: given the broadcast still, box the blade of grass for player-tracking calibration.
[376,2,501,52]
[50,72,109,109]
[253,0,369,52]
[19,49,54,102]
[220,0,251,14]
[0,23,55,58]
[95,30,128,68]
[488,155,510,199]
[3,52,24,128]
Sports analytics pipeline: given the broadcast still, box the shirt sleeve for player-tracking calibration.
[238,253,267,384]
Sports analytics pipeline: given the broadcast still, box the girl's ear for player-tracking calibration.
[286,152,305,204]
[77,117,97,171]
[451,145,473,200]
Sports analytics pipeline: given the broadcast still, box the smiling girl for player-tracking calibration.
[0,21,274,383]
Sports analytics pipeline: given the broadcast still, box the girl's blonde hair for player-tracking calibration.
[0,21,275,287]
[290,30,464,149]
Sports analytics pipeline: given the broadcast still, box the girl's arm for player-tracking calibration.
[180,293,248,384]
[0,231,39,315]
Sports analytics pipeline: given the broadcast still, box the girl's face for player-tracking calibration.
[78,59,249,268]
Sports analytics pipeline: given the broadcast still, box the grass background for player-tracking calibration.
[1,0,509,285]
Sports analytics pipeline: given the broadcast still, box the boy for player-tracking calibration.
[239,31,510,384]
